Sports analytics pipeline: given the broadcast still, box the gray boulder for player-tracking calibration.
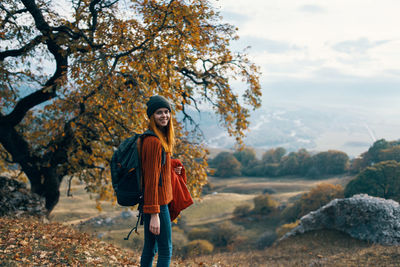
[0,176,46,217]
[282,194,400,245]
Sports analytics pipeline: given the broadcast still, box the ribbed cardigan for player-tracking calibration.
[141,136,173,214]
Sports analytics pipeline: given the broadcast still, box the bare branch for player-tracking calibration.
[0,5,28,29]
[0,35,45,61]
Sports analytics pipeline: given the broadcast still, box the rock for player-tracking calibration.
[120,210,135,219]
[281,194,400,245]
[0,176,46,217]
[80,215,116,227]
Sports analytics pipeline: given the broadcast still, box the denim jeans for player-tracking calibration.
[140,205,172,267]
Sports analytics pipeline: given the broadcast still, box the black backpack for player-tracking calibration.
[110,130,165,239]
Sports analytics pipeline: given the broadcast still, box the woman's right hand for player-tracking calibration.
[149,213,160,235]
[174,166,183,175]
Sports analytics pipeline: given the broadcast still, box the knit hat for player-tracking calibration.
[146,95,172,118]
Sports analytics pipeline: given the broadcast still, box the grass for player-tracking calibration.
[181,193,255,226]
[207,175,353,203]
[188,229,400,267]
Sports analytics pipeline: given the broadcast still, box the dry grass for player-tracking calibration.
[208,175,353,203]
[187,229,400,267]
[182,193,255,226]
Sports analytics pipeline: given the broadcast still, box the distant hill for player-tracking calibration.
[182,104,397,158]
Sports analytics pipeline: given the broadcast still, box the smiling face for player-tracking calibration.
[153,107,170,128]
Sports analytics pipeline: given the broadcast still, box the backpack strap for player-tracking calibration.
[124,204,143,240]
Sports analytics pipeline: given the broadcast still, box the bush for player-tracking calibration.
[233,203,252,218]
[345,160,400,202]
[281,183,344,222]
[276,221,299,238]
[172,228,189,257]
[253,193,278,215]
[256,230,278,249]
[187,227,212,241]
[210,221,242,247]
[280,201,302,223]
[183,239,214,258]
[299,183,344,216]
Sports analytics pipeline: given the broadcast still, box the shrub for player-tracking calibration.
[281,183,344,222]
[276,221,299,238]
[253,193,278,215]
[233,203,252,218]
[187,227,212,241]
[172,228,189,257]
[227,234,249,251]
[280,201,302,223]
[256,230,278,249]
[210,221,242,247]
[183,239,214,258]
[299,183,344,216]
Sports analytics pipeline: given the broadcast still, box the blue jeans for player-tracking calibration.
[141,205,172,267]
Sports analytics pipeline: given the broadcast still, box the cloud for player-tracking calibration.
[298,4,325,14]
[332,37,390,54]
[220,10,249,25]
[236,36,303,54]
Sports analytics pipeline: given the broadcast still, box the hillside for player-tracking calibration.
[1,216,399,266]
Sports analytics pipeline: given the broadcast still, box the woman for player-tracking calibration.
[141,95,175,267]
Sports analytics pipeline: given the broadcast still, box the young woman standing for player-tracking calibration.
[140,95,175,267]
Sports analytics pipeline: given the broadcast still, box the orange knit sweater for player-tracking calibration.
[141,136,173,214]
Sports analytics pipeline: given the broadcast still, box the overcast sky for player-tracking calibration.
[211,0,400,117]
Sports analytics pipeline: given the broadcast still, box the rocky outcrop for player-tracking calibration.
[0,176,46,217]
[282,194,400,245]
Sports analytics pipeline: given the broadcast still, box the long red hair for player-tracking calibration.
[148,115,175,154]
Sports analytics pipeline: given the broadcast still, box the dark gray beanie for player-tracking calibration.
[146,95,172,118]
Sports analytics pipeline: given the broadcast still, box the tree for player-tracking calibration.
[355,139,400,171]
[378,146,400,163]
[344,160,400,202]
[278,152,299,175]
[214,152,241,178]
[311,150,349,175]
[262,147,286,164]
[0,0,261,213]
[233,147,256,167]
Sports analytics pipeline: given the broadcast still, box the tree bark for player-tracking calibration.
[0,123,62,213]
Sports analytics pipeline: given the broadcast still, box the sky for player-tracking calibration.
[207,0,400,154]
[210,0,400,110]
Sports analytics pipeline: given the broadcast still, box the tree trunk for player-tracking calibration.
[0,124,62,214]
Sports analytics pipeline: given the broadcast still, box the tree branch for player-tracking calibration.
[0,88,56,126]
[0,5,28,29]
[0,35,45,61]
[0,0,70,126]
